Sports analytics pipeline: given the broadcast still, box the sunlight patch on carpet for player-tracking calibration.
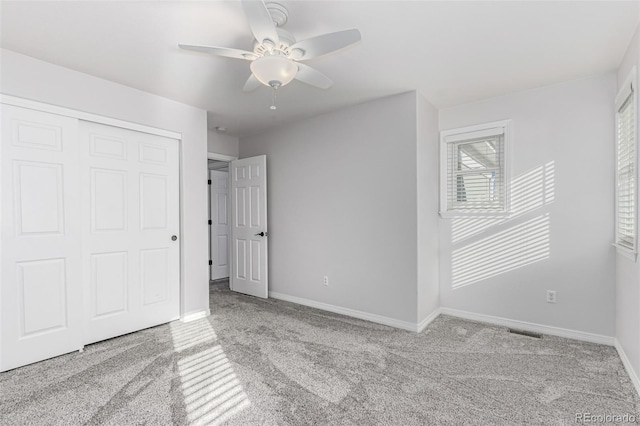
[170,319,250,425]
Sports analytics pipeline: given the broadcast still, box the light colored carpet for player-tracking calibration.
[1,280,638,425]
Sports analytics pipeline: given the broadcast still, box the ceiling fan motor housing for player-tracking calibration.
[251,3,307,60]
[253,27,297,58]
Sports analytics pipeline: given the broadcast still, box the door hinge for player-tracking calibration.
[209,260,213,266]
[208,179,211,185]
[208,220,212,225]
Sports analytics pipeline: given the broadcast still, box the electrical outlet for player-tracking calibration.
[323,276,329,286]
[547,290,556,303]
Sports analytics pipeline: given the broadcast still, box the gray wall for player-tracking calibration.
[208,130,239,157]
[240,92,421,323]
[438,73,616,336]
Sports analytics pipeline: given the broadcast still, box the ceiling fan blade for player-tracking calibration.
[178,44,257,60]
[295,63,333,89]
[291,29,361,60]
[243,74,262,92]
[241,0,279,45]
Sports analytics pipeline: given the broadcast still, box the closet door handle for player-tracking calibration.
[171,235,178,241]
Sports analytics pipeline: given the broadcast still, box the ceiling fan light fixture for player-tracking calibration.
[250,55,298,88]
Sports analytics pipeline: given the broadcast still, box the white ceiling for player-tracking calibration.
[2,1,638,137]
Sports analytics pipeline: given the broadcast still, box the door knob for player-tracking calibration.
[255,232,268,237]
[171,235,178,241]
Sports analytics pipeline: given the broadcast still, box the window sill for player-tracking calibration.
[439,211,510,219]
[613,243,637,261]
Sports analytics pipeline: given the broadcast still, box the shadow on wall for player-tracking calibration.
[451,161,555,289]
[170,319,251,424]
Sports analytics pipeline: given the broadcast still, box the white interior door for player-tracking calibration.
[79,121,180,345]
[0,105,83,371]
[230,156,268,298]
[210,170,230,280]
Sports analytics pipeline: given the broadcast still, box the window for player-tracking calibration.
[440,120,511,217]
[615,68,637,258]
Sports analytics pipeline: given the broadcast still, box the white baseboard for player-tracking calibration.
[269,291,433,332]
[417,308,442,333]
[250,290,637,393]
[181,309,211,323]
[265,292,615,346]
[440,307,614,346]
[615,339,640,397]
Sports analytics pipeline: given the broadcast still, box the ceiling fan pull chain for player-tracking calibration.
[270,87,277,110]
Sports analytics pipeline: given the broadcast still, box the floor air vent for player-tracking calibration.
[508,329,542,339]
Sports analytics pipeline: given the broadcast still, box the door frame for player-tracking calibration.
[208,169,230,281]
[1,95,181,140]
[207,153,237,285]
[1,94,186,317]
[207,153,237,162]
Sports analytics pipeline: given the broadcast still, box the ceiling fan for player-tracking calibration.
[178,0,361,92]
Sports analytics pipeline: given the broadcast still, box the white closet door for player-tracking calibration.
[0,105,83,372]
[79,121,180,345]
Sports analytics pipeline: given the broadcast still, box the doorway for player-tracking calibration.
[206,153,269,298]
[208,159,231,282]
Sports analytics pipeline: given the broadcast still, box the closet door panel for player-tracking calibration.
[1,104,83,372]
[80,121,180,345]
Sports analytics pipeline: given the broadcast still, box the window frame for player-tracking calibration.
[439,119,512,218]
[615,67,638,261]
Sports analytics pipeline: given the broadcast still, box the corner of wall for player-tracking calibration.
[615,338,640,397]
[615,20,640,398]
[416,92,441,324]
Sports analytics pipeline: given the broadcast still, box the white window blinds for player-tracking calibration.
[440,122,509,216]
[616,81,636,252]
